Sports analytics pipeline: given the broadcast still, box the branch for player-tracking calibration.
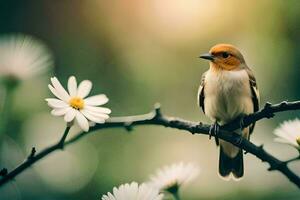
[222,101,300,131]
[1,101,300,188]
[0,127,71,186]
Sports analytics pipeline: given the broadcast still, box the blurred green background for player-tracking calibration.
[1,0,300,199]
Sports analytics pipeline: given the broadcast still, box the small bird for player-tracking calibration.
[198,44,259,179]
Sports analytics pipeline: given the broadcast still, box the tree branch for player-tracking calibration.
[1,101,300,188]
[222,101,300,131]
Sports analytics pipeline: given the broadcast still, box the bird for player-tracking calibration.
[197,44,259,179]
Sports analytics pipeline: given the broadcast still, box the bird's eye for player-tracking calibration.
[222,52,229,58]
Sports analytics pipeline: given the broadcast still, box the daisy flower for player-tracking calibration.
[101,182,163,200]
[274,118,300,149]
[0,34,53,81]
[46,76,111,132]
[148,162,199,193]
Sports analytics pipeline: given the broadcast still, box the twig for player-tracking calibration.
[58,126,72,149]
[285,155,300,164]
[0,126,71,186]
[222,101,300,131]
[1,101,300,188]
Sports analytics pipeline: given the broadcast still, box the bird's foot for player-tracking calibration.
[238,114,247,129]
[236,136,243,146]
[209,122,220,141]
[237,137,243,146]
[208,124,214,139]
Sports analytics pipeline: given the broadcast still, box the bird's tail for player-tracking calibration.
[219,146,244,179]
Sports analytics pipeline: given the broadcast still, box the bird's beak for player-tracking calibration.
[199,53,214,61]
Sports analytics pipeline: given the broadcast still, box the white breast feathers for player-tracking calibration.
[204,69,253,124]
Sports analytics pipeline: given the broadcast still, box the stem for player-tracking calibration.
[167,184,180,200]
[172,191,181,200]
[0,87,11,135]
[58,125,72,149]
[0,78,19,135]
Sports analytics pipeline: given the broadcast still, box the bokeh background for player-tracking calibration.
[1,0,300,199]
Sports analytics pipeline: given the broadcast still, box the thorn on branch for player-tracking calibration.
[268,166,276,171]
[28,147,36,159]
[124,122,133,132]
[268,162,286,171]
[191,122,203,134]
[191,125,198,135]
[264,102,272,109]
[263,102,275,118]
[0,168,8,177]
[258,144,264,150]
[266,113,275,118]
[154,103,161,118]
[280,101,288,106]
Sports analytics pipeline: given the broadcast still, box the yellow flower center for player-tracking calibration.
[296,137,300,146]
[69,97,84,110]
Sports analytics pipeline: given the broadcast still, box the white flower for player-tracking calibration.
[0,34,53,80]
[101,182,163,200]
[274,118,300,149]
[46,76,111,132]
[148,162,199,192]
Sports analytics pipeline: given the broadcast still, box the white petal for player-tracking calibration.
[107,192,115,200]
[0,35,53,80]
[275,131,295,144]
[64,108,77,122]
[85,105,111,114]
[76,111,89,132]
[148,162,199,191]
[101,182,163,200]
[50,77,70,102]
[274,137,292,144]
[84,108,110,119]
[77,80,92,98]
[46,98,68,108]
[48,84,63,100]
[68,76,77,97]
[273,119,300,148]
[81,109,106,124]
[51,107,71,116]
[84,94,108,106]
[89,121,96,127]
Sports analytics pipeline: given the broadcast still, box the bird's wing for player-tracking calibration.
[197,72,206,113]
[246,67,260,134]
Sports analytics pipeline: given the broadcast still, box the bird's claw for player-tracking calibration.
[236,136,243,146]
[239,114,246,129]
[209,122,220,141]
[209,125,213,139]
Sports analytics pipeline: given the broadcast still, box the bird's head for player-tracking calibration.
[199,44,245,71]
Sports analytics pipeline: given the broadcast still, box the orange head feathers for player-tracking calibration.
[199,44,246,71]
